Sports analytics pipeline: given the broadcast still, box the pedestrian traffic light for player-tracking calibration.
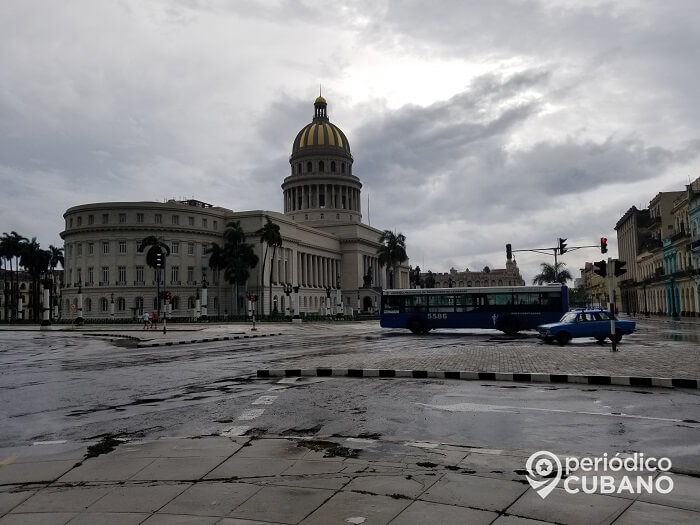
[593,260,607,277]
[506,243,512,260]
[165,292,171,301]
[613,259,627,277]
[248,294,255,302]
[600,237,608,254]
[558,238,568,254]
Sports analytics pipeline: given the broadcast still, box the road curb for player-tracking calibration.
[256,368,700,389]
[137,332,285,348]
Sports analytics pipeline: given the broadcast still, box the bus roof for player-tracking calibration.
[382,284,565,296]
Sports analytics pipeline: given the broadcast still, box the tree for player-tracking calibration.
[220,221,258,316]
[532,262,573,285]
[1,231,28,320]
[255,216,282,316]
[377,230,408,289]
[206,242,226,317]
[19,238,51,321]
[424,270,436,289]
[138,236,171,315]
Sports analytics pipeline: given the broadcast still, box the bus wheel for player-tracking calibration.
[556,332,571,345]
[408,318,424,334]
[497,316,519,335]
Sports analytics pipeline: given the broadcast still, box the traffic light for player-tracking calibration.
[613,259,627,277]
[600,237,608,254]
[155,250,164,268]
[558,238,567,254]
[165,292,171,301]
[593,260,607,277]
[248,294,255,302]
[506,243,512,260]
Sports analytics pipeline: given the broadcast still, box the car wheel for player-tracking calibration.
[408,318,424,334]
[497,316,519,335]
[556,332,571,345]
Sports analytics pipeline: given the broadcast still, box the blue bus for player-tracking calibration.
[380,284,569,334]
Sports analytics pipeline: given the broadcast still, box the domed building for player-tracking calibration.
[60,96,410,320]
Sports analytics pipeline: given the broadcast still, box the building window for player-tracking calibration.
[76,216,82,226]
[88,243,94,255]
[188,296,196,309]
[136,266,144,283]
[297,163,302,174]
[102,242,109,254]
[77,243,82,256]
[187,267,194,283]
[171,296,180,310]
[70,218,74,227]
[171,266,179,283]
[101,297,109,312]
[188,216,194,226]
[172,242,179,255]
[119,213,126,223]
[119,241,127,254]
[341,163,345,173]
[202,218,208,228]
[88,267,94,284]
[319,161,325,172]
[102,213,109,224]
[88,215,94,225]
[102,267,109,284]
[137,213,144,223]
[117,297,126,311]
[118,266,126,283]
[85,298,92,312]
[172,215,179,225]
[76,268,82,283]
[187,242,194,256]
[307,161,312,173]
[202,242,209,255]
[213,220,218,230]
[331,161,336,172]
[202,268,207,283]
[155,214,162,224]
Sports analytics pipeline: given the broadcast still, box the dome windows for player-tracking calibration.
[319,161,324,172]
[331,161,336,172]
[306,162,312,173]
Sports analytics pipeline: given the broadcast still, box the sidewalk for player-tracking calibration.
[1,435,699,524]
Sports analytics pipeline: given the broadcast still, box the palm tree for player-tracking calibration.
[206,242,226,318]
[255,216,282,316]
[532,262,573,285]
[220,221,258,316]
[1,231,28,320]
[377,230,408,289]
[19,238,51,321]
[138,235,170,315]
[47,245,64,317]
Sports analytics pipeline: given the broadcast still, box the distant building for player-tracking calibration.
[60,96,410,319]
[421,259,525,288]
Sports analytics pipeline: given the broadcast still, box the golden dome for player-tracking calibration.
[315,95,326,104]
[291,98,352,158]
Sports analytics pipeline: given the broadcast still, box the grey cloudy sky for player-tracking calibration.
[2,0,699,282]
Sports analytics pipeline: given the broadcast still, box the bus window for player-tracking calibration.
[383,294,403,311]
[515,292,540,312]
[404,294,428,312]
[428,294,455,313]
[486,293,513,308]
[541,292,562,310]
[455,293,474,312]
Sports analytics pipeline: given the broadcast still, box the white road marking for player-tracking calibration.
[405,441,439,449]
[222,426,250,437]
[238,408,265,421]
[417,402,695,424]
[32,440,68,446]
[252,395,278,405]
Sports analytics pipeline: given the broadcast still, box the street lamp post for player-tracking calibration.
[325,286,332,317]
[110,292,115,320]
[292,285,301,323]
[283,284,293,318]
[40,272,51,327]
[200,271,208,322]
[335,275,342,317]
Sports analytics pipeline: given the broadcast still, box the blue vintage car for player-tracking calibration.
[537,309,636,345]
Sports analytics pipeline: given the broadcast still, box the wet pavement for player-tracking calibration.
[1,319,700,523]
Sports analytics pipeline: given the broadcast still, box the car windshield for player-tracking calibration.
[559,312,578,323]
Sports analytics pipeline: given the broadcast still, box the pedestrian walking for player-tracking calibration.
[142,311,151,329]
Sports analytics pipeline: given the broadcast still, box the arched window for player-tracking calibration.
[135,297,143,310]
[85,298,92,312]
[475,281,480,287]
[297,163,302,174]
[100,298,109,312]
[188,296,196,309]
[306,161,312,173]
[172,296,180,310]
[319,161,324,172]
[117,297,126,311]
[330,161,336,172]
[467,281,472,287]
[498,280,503,286]
[341,163,345,173]
[213,296,218,310]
